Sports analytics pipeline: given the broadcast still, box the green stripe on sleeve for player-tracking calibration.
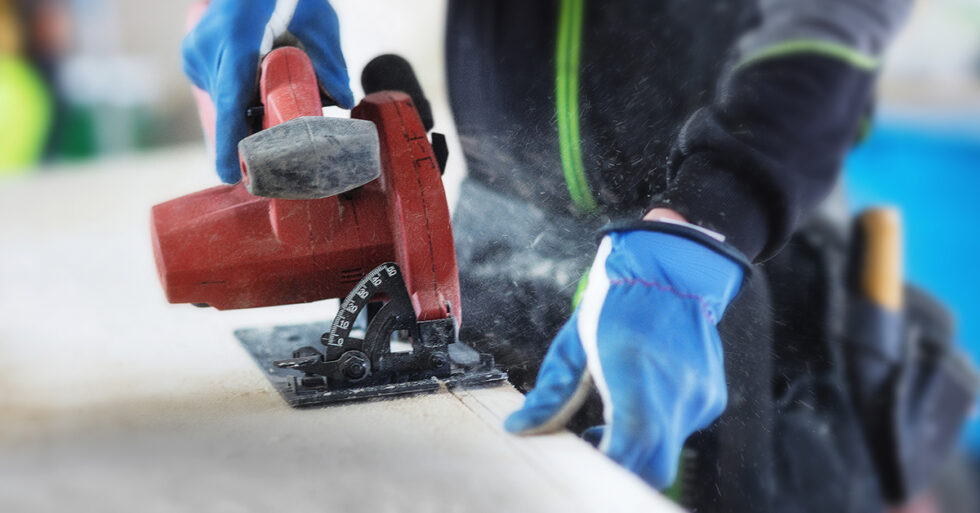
[737,39,880,71]
[556,0,597,213]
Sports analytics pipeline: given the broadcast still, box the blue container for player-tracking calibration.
[845,109,980,451]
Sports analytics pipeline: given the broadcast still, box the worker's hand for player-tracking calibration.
[182,0,354,183]
[504,221,747,489]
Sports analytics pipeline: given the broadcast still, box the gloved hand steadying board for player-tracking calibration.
[182,0,353,183]
[505,220,748,489]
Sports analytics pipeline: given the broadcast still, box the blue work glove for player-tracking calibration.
[505,221,747,489]
[182,0,354,183]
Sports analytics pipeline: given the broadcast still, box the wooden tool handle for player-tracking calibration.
[857,208,904,312]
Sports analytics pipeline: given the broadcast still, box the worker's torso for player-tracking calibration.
[446,0,757,219]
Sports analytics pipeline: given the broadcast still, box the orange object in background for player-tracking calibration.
[0,0,23,55]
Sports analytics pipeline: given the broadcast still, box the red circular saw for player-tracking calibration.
[150,47,504,405]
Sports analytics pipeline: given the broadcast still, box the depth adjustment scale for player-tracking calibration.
[260,262,504,405]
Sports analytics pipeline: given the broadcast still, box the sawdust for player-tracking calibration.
[0,2,676,508]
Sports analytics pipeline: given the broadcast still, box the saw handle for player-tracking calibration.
[237,45,382,202]
[256,46,324,130]
[238,46,324,187]
[185,1,327,182]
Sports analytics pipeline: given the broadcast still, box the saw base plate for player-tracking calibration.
[236,322,508,407]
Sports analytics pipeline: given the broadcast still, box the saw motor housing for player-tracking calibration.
[149,47,499,403]
[152,47,459,321]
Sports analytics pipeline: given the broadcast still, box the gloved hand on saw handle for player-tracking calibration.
[504,218,748,489]
[182,0,354,183]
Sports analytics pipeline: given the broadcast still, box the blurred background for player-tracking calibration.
[0,0,978,459]
[0,0,462,169]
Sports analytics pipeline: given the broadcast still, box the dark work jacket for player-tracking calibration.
[446,0,909,261]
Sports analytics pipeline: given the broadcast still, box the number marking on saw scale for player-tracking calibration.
[326,262,402,348]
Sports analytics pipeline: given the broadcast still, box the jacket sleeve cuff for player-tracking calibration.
[653,153,774,262]
[650,54,877,262]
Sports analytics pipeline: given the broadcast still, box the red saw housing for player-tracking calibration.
[150,47,461,324]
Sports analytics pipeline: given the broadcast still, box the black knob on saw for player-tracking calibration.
[362,54,433,132]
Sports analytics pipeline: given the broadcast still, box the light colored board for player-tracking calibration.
[0,148,678,513]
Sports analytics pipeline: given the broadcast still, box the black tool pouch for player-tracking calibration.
[685,208,979,512]
[845,283,980,503]
[763,219,886,513]
[686,216,887,513]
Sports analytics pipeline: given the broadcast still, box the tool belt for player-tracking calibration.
[843,210,980,504]
[687,209,980,513]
